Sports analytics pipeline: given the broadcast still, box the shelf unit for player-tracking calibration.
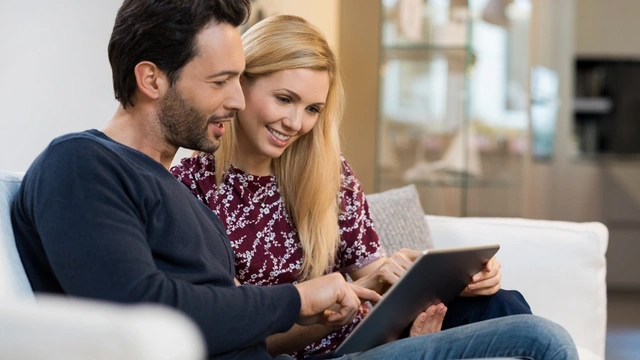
[374,0,532,217]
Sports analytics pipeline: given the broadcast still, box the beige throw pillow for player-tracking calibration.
[365,184,434,254]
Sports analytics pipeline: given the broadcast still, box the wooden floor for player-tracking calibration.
[606,291,640,360]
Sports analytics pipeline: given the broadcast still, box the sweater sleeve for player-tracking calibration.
[19,138,300,356]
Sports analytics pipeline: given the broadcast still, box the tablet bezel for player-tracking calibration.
[334,244,500,356]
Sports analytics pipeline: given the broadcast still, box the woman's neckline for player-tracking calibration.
[228,164,275,181]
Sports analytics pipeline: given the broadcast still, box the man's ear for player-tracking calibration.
[133,61,170,101]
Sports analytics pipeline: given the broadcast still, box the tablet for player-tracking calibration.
[333,244,500,356]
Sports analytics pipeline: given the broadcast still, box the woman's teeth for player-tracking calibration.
[268,127,290,141]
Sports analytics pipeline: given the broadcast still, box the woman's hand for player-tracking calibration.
[461,256,502,297]
[409,303,447,337]
[351,248,422,294]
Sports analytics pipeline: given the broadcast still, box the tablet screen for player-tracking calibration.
[334,244,500,356]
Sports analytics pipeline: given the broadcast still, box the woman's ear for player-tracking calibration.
[133,61,169,101]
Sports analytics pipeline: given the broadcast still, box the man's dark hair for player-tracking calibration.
[108,0,251,108]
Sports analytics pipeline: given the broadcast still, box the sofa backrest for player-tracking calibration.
[0,170,34,301]
[426,215,608,359]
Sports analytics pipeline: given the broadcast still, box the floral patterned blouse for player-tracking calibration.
[171,153,385,358]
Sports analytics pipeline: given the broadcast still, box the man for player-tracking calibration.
[11,1,578,360]
[11,1,378,359]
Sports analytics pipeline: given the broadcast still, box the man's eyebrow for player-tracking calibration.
[206,70,242,79]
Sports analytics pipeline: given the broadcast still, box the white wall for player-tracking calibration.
[0,0,123,171]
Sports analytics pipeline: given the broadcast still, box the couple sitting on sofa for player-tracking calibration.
[10,1,577,359]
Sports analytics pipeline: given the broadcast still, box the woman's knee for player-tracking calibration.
[442,289,532,330]
[512,315,579,359]
[491,289,532,315]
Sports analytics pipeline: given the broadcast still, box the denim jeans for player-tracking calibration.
[274,314,578,360]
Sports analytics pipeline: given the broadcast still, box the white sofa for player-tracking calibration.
[365,184,608,360]
[427,215,607,360]
[1,171,608,359]
[0,170,206,360]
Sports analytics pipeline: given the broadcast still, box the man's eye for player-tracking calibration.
[214,81,227,86]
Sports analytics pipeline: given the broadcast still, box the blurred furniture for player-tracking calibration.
[573,58,640,291]
[367,184,608,360]
[573,58,640,155]
[341,0,532,217]
[0,170,206,360]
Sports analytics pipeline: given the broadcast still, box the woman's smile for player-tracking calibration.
[267,126,292,144]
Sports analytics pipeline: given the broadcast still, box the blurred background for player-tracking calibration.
[1,1,638,358]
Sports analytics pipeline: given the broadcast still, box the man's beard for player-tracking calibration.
[158,87,220,153]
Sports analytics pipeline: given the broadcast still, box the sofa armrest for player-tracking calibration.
[0,170,33,300]
[426,215,608,360]
[0,295,206,360]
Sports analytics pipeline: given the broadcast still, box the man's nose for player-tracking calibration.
[227,78,245,112]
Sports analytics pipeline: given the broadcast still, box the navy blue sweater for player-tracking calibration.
[11,130,301,359]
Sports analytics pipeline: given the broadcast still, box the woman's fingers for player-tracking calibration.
[409,303,447,337]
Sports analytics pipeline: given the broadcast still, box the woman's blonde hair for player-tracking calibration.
[215,14,344,280]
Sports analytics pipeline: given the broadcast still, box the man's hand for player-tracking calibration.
[461,256,502,297]
[352,248,422,294]
[294,273,381,328]
[409,303,447,337]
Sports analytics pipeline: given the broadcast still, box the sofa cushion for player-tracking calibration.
[0,170,33,300]
[426,215,608,359]
[365,184,433,253]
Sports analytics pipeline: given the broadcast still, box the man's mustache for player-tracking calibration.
[209,112,236,122]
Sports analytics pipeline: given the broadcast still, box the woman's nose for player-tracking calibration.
[282,108,303,132]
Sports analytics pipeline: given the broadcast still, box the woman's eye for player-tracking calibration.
[307,106,321,114]
[276,96,290,104]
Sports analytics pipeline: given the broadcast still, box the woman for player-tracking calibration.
[172,14,532,359]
